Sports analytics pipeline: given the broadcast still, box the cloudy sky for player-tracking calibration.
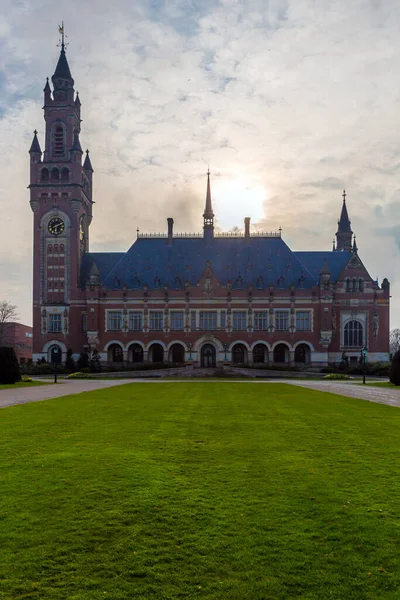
[0,0,399,327]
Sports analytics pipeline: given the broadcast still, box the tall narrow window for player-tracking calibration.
[191,311,197,330]
[53,125,65,157]
[344,320,363,347]
[220,311,226,329]
[49,314,62,333]
[296,311,311,331]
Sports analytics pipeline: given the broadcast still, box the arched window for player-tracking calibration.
[359,279,364,292]
[51,168,59,182]
[352,278,358,292]
[53,125,65,157]
[61,167,69,182]
[54,244,58,253]
[59,244,64,253]
[41,168,49,182]
[256,275,264,289]
[47,244,52,253]
[346,279,351,292]
[344,320,363,347]
[108,343,123,363]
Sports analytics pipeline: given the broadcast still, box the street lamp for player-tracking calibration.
[188,342,193,361]
[224,343,228,361]
[52,347,61,383]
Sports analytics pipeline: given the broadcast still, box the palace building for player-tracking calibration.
[29,42,390,367]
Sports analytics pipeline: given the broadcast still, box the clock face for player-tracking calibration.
[48,217,65,236]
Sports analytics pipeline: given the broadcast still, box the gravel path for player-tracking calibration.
[1,378,399,410]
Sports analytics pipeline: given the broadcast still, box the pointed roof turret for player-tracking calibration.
[52,45,73,84]
[337,189,352,233]
[51,24,74,100]
[70,130,82,153]
[203,168,214,238]
[352,235,358,254]
[43,78,51,94]
[75,92,81,107]
[203,168,214,219]
[29,130,42,154]
[83,149,93,172]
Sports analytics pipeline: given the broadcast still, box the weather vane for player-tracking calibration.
[57,22,68,49]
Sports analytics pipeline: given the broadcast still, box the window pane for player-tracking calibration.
[49,314,62,332]
[275,311,289,330]
[199,312,217,330]
[254,311,268,330]
[233,311,247,330]
[296,311,310,330]
[191,311,197,330]
[108,311,122,330]
[170,311,184,330]
[129,311,142,330]
[150,311,164,330]
[220,311,226,329]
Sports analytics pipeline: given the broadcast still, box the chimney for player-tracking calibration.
[167,218,174,245]
[244,217,251,239]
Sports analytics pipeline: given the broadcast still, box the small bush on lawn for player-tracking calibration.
[65,349,76,373]
[390,350,400,386]
[67,372,94,379]
[323,373,350,380]
[0,346,21,384]
[21,376,33,383]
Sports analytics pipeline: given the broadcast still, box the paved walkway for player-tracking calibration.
[1,378,399,409]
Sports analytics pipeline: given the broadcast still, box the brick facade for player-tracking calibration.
[29,44,390,368]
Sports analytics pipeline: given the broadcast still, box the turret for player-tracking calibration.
[203,169,214,239]
[51,25,75,103]
[335,189,353,252]
[29,130,42,180]
[70,130,83,163]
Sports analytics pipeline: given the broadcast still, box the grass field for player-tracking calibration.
[2,383,400,599]
[0,381,49,390]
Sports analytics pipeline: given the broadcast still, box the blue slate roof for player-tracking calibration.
[295,251,351,282]
[80,252,125,286]
[80,241,352,290]
[94,236,317,290]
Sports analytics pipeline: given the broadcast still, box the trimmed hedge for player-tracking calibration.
[323,373,350,381]
[0,346,21,384]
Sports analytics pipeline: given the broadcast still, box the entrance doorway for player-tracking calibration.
[201,344,216,368]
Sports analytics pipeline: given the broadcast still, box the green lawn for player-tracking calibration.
[1,383,400,599]
[0,381,50,390]
[354,381,399,389]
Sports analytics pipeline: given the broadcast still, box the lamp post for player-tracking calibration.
[224,343,228,361]
[52,347,61,383]
[188,342,193,361]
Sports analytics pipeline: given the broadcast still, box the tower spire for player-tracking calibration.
[52,23,74,101]
[203,168,214,238]
[335,188,353,252]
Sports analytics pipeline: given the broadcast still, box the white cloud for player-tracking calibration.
[0,0,399,327]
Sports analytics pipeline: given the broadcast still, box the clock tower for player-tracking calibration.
[29,33,94,361]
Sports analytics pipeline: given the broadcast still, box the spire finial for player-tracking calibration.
[342,188,346,202]
[58,22,65,50]
[33,129,38,136]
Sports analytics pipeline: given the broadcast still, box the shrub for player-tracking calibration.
[0,346,21,384]
[65,348,76,373]
[77,351,89,371]
[90,349,102,373]
[67,372,94,379]
[323,373,350,380]
[21,376,33,383]
[389,350,400,386]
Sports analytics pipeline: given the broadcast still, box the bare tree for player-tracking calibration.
[390,328,400,356]
[0,301,19,347]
